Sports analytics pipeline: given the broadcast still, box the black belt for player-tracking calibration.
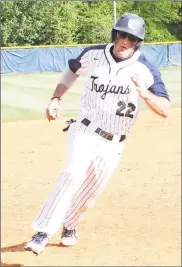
[81,118,126,142]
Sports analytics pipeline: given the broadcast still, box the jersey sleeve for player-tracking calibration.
[148,68,170,101]
[139,55,170,101]
[68,47,89,76]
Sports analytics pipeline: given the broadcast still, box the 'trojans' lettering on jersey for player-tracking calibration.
[67,44,169,135]
[90,76,131,100]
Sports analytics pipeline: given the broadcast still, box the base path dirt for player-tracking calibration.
[1,108,181,266]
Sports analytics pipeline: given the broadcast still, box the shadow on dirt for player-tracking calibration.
[1,242,69,266]
[1,241,66,253]
[1,243,27,253]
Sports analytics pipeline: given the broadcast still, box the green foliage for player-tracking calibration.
[132,1,182,42]
[1,0,181,46]
[1,1,80,46]
[76,2,114,44]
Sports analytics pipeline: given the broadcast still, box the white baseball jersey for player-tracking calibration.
[69,44,169,135]
[31,44,169,236]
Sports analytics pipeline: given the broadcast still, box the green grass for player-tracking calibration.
[1,72,83,122]
[1,105,79,123]
[1,104,45,122]
[1,68,181,123]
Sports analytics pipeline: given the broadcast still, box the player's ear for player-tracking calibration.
[111,29,117,43]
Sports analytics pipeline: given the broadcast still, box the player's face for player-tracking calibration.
[113,31,140,59]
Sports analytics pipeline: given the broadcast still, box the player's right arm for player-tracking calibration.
[46,48,90,121]
[46,69,78,121]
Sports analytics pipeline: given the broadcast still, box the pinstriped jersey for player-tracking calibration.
[69,44,169,136]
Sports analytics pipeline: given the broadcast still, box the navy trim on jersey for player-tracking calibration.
[68,45,106,73]
[138,54,170,101]
[77,45,106,60]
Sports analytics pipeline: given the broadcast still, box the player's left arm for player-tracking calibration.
[131,71,170,118]
[139,88,170,118]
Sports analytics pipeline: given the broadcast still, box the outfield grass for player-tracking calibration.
[1,104,44,122]
[1,67,181,122]
[1,73,84,122]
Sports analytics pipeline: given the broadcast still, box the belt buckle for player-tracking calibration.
[95,128,113,141]
[107,133,113,141]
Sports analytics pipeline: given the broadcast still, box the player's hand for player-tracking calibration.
[131,75,150,100]
[46,98,61,121]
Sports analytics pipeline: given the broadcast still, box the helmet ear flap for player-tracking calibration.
[134,41,143,51]
[111,29,117,42]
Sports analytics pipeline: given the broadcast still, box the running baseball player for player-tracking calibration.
[24,13,170,255]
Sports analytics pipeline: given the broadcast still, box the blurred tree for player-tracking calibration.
[1,0,181,46]
[129,1,181,42]
[1,1,79,46]
[75,1,113,44]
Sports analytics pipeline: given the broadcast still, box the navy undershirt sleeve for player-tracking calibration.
[138,54,170,101]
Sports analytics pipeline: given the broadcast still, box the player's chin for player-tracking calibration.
[117,50,129,59]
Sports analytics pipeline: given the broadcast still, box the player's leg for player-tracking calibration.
[24,122,95,254]
[61,139,124,245]
[61,160,97,246]
[31,122,96,235]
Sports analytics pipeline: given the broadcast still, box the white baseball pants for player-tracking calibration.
[31,121,125,236]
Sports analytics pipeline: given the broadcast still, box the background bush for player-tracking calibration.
[1,0,181,46]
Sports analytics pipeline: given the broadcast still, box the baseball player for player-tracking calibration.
[24,13,170,255]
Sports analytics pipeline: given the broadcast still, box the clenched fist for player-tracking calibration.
[46,98,61,121]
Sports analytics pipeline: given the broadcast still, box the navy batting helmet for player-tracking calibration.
[111,13,146,42]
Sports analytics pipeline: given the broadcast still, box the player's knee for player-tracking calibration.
[60,166,86,184]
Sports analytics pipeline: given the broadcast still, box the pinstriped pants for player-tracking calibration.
[31,121,124,236]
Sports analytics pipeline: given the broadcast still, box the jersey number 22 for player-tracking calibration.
[116,101,136,118]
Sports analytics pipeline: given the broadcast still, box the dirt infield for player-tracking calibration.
[1,108,181,266]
